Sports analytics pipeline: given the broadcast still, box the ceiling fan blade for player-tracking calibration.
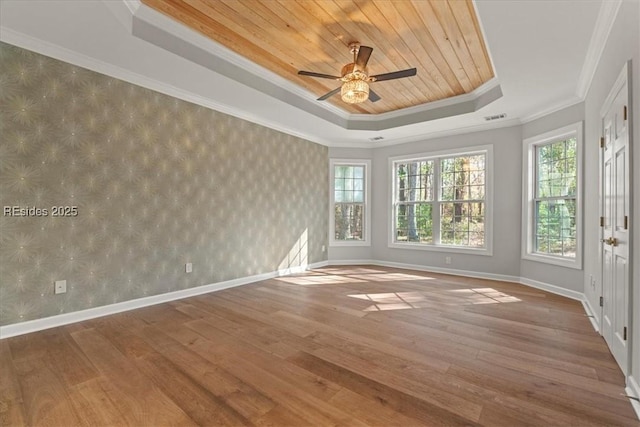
[371,68,417,82]
[298,70,341,80]
[356,46,373,69]
[368,89,381,102]
[317,87,342,101]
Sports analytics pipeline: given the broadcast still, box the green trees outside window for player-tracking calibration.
[334,165,365,240]
[393,152,486,248]
[534,137,577,257]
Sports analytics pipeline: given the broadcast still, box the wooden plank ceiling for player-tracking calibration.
[141,0,495,114]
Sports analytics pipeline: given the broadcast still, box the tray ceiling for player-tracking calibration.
[140,0,495,115]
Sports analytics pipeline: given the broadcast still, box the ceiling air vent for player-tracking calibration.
[484,113,507,121]
[369,136,384,141]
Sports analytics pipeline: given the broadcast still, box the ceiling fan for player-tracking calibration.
[298,42,417,105]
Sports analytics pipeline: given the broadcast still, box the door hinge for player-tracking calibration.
[600,216,604,227]
[623,106,627,121]
[623,326,627,340]
[624,215,628,230]
[600,137,605,148]
[599,296,603,307]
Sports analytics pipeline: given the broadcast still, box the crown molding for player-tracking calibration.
[520,96,583,124]
[576,0,622,99]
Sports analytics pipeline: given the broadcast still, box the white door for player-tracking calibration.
[600,62,631,375]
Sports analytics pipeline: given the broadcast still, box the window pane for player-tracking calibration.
[334,165,366,208]
[536,138,576,198]
[345,178,353,191]
[395,203,433,243]
[335,204,364,240]
[440,154,485,202]
[534,199,576,257]
[396,161,434,203]
[343,190,353,203]
[344,167,354,179]
[440,202,485,247]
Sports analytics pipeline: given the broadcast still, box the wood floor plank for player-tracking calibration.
[184,319,344,403]
[70,328,198,426]
[289,350,481,426]
[0,341,26,426]
[11,353,84,426]
[134,351,253,426]
[149,338,278,422]
[448,358,639,425]
[67,378,130,426]
[1,265,637,426]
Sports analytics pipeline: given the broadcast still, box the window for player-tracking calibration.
[523,122,582,268]
[390,146,492,254]
[330,159,371,246]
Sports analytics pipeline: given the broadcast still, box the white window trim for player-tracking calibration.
[387,144,493,256]
[329,159,371,247]
[522,122,583,269]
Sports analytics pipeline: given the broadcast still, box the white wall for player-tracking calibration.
[582,0,640,399]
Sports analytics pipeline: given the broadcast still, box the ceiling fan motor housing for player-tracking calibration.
[341,63,366,77]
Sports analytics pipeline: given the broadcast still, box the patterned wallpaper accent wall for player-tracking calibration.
[0,42,328,326]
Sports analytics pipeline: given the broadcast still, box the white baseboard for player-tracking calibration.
[518,277,584,301]
[322,259,376,266]
[0,261,327,339]
[581,297,601,333]
[370,260,521,283]
[626,376,640,420]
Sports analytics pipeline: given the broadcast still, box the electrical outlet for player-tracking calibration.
[445,256,452,265]
[185,262,193,273]
[322,245,326,252]
[590,274,596,289]
[54,280,67,294]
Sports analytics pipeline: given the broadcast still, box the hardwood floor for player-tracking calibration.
[1,266,638,426]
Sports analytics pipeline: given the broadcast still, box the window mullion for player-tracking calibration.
[433,158,441,245]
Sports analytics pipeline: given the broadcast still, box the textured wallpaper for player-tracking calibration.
[0,42,328,326]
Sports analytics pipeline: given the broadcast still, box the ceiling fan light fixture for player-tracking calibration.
[341,77,369,104]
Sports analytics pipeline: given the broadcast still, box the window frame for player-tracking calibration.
[329,159,371,247]
[522,122,583,269]
[388,145,493,255]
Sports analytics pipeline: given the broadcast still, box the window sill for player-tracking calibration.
[388,242,492,256]
[522,252,582,270]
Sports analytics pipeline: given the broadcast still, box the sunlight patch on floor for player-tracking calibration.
[275,275,367,286]
[347,273,435,282]
[275,269,434,286]
[348,288,521,311]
